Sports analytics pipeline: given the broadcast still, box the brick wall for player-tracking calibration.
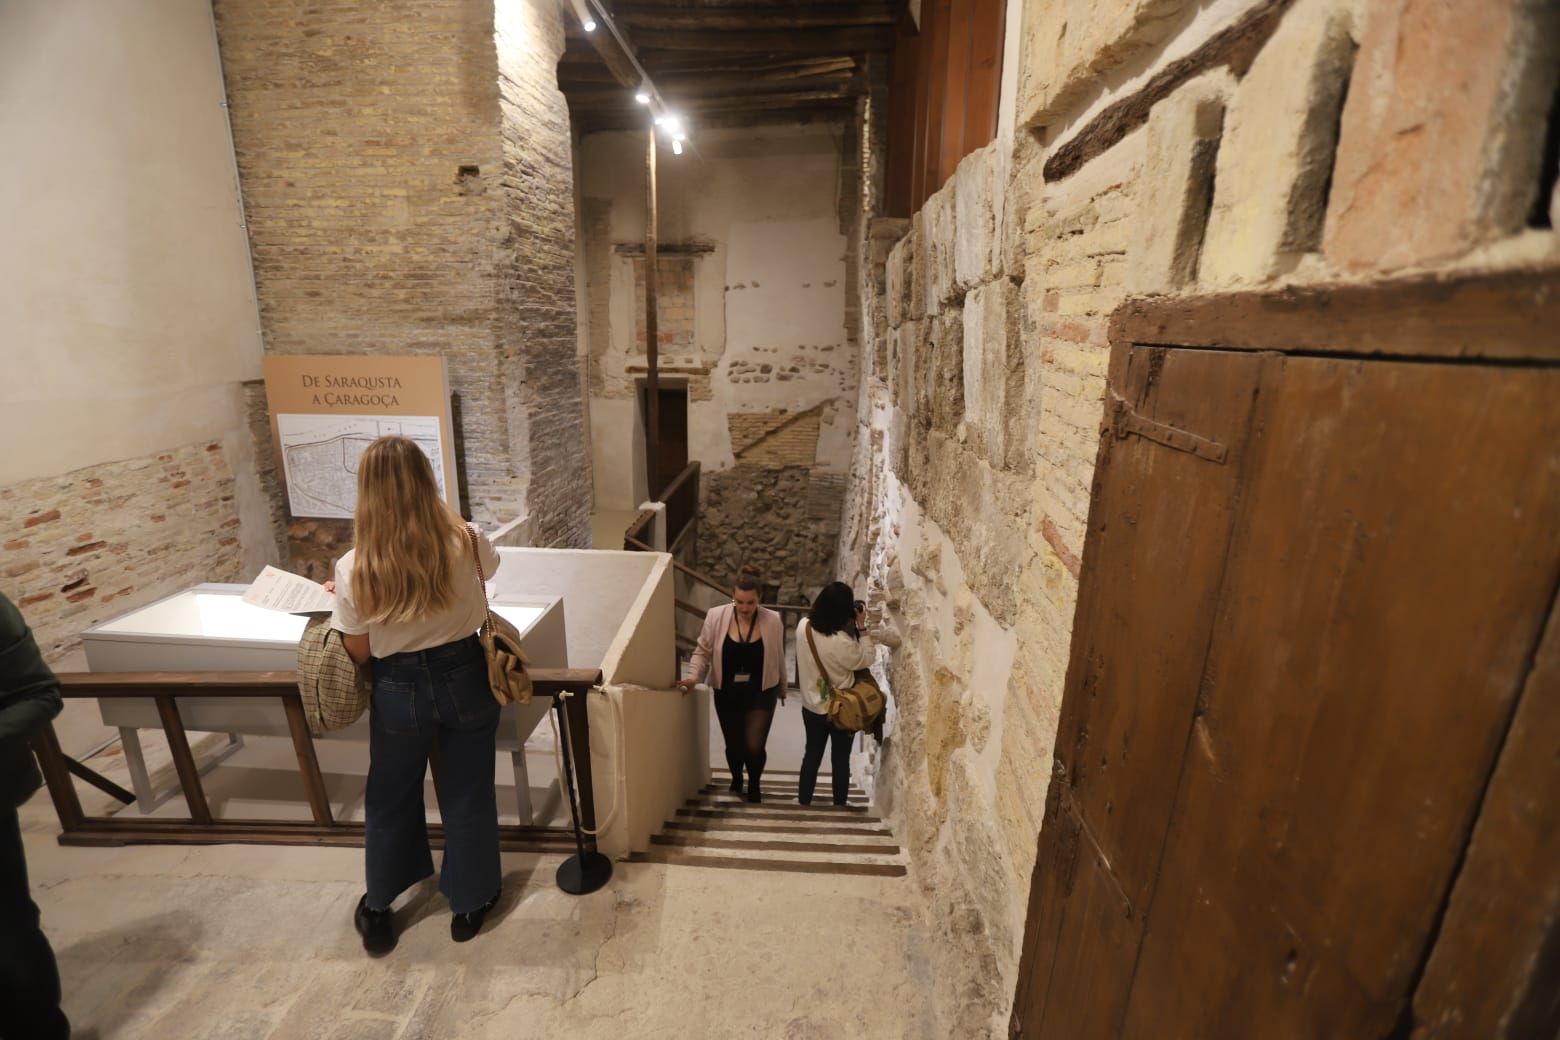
[495,0,589,548]
[213,0,588,554]
[1,441,245,659]
[632,257,697,354]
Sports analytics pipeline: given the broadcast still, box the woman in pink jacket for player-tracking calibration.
[675,566,786,802]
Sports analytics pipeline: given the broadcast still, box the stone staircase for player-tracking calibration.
[629,769,908,877]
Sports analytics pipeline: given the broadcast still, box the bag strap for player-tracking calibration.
[465,525,497,636]
[804,621,834,691]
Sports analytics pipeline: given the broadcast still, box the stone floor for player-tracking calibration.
[22,694,933,1039]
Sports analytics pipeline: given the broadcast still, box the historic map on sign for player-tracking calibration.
[276,414,446,519]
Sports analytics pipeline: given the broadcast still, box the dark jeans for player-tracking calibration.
[366,635,501,915]
[798,708,853,806]
[0,807,69,1040]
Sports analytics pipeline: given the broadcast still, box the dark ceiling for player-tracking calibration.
[558,1,904,133]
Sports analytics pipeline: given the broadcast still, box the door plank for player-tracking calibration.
[1120,360,1560,1038]
[1013,346,1268,1036]
[1409,590,1560,1039]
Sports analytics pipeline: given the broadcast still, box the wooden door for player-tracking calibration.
[639,382,688,498]
[656,385,688,490]
[1012,274,1560,1039]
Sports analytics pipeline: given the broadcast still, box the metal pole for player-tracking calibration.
[644,127,662,500]
[553,692,613,895]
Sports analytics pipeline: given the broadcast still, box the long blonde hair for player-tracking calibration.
[350,436,468,625]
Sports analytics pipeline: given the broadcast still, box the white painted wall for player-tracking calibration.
[580,124,856,511]
[0,0,269,565]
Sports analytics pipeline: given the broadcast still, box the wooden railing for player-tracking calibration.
[33,669,602,852]
[622,460,700,552]
[661,460,700,553]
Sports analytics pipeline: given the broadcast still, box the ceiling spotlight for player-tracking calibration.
[662,115,682,134]
[568,0,596,33]
[672,139,683,156]
[635,88,651,105]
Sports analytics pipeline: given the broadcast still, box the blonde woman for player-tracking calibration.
[330,436,503,955]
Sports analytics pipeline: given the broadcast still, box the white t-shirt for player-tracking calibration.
[796,618,878,715]
[330,529,501,658]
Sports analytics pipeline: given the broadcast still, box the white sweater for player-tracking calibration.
[796,618,878,715]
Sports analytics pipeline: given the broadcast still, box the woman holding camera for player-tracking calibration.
[795,581,881,806]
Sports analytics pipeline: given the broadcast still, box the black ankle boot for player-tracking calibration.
[451,887,501,943]
[746,780,762,803]
[354,895,396,957]
[728,771,743,794]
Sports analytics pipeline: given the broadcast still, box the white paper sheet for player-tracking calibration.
[241,565,336,615]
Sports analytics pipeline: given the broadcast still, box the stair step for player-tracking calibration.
[689,804,873,817]
[697,793,869,813]
[678,807,881,825]
[653,833,901,856]
[665,819,891,837]
[701,784,867,804]
[630,849,907,878]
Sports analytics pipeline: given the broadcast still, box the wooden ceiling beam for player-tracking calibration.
[574,103,854,135]
[614,4,900,32]
[569,88,860,114]
[560,58,857,90]
[562,16,640,87]
[563,70,862,105]
[630,26,894,55]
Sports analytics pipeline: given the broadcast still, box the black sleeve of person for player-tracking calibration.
[0,593,64,742]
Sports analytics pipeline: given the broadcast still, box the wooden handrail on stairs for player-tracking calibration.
[34,669,602,851]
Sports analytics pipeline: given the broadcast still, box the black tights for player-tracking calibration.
[715,688,777,790]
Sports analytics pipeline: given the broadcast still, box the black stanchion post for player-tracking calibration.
[554,690,612,895]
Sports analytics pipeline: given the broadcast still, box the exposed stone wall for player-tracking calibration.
[699,467,846,594]
[213,0,588,556]
[843,0,1560,1035]
[1,441,246,660]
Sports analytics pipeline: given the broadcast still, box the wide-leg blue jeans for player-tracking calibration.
[364,635,501,915]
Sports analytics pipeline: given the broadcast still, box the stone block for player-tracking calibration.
[886,232,913,330]
[909,210,927,321]
[1127,70,1233,293]
[954,145,999,292]
[961,281,1021,465]
[928,311,966,435]
[1199,0,1356,286]
[1323,0,1560,271]
[921,181,958,317]
[1017,0,1198,130]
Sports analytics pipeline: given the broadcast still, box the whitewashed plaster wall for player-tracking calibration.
[579,124,857,512]
[0,0,274,626]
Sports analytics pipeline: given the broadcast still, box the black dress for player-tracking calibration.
[719,631,772,709]
[714,618,779,796]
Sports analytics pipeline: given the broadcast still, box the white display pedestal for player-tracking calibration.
[81,583,567,822]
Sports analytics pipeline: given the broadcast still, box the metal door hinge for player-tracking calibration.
[1109,398,1228,464]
